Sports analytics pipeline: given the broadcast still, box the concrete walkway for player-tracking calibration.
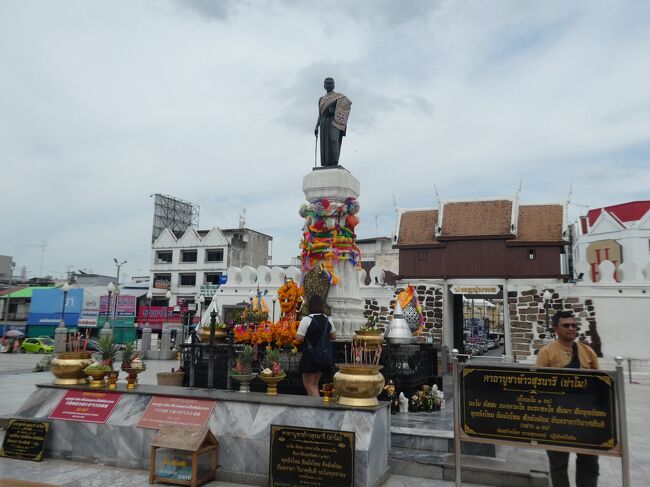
[0,353,648,486]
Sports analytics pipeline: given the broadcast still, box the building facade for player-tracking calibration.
[150,227,273,307]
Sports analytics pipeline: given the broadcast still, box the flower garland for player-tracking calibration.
[299,196,362,284]
[277,280,303,314]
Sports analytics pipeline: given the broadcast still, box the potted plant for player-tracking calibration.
[82,335,118,387]
[258,347,285,395]
[121,341,145,389]
[231,344,257,393]
[354,317,383,349]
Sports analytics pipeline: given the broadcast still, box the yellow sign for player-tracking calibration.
[586,239,622,282]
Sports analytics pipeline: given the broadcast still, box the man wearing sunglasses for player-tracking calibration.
[536,310,600,487]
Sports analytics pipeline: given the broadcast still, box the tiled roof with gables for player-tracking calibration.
[441,200,513,237]
[515,204,564,242]
[396,210,438,246]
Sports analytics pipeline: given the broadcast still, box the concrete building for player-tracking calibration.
[150,226,272,307]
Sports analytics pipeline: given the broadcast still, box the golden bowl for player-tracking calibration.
[258,374,286,395]
[333,363,385,407]
[51,352,94,385]
[83,369,110,388]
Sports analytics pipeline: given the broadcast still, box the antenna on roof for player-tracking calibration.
[239,208,247,229]
[392,194,398,213]
[375,215,379,238]
[433,185,442,208]
[566,182,574,205]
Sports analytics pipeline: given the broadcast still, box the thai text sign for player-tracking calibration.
[450,285,499,295]
[100,295,136,317]
[460,365,617,451]
[137,396,215,429]
[269,425,354,487]
[0,419,49,461]
[49,390,122,424]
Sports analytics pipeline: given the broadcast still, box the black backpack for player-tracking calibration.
[307,314,333,366]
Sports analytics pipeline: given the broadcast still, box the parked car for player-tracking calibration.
[19,337,54,354]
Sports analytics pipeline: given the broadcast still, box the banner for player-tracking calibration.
[100,295,136,317]
[27,288,83,326]
[78,287,102,327]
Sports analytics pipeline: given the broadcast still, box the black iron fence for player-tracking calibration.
[180,341,439,397]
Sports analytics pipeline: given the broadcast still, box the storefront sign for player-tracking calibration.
[269,425,354,487]
[460,365,617,451]
[100,295,136,317]
[137,397,216,430]
[450,285,500,295]
[0,419,50,461]
[49,390,122,424]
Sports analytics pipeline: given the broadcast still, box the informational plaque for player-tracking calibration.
[49,390,122,424]
[137,396,216,430]
[0,419,49,461]
[460,365,617,451]
[269,425,354,487]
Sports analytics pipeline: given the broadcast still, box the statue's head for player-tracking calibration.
[324,77,335,92]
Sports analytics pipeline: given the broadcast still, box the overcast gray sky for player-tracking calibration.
[2,1,649,281]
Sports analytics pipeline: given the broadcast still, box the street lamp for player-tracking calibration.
[272,294,277,322]
[198,295,205,327]
[113,258,127,286]
[543,290,553,333]
[112,285,121,325]
[60,282,70,325]
[146,290,153,325]
[165,289,172,305]
[106,282,115,328]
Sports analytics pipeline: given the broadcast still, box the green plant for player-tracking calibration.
[121,341,138,369]
[232,344,255,375]
[263,346,284,376]
[98,335,118,366]
[359,316,379,332]
[85,363,112,372]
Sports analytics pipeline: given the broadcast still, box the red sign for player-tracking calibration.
[137,396,216,430]
[49,390,122,424]
[137,306,199,327]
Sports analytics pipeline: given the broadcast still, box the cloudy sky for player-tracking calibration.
[2,1,649,281]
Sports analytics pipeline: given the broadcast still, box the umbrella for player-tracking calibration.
[5,330,24,338]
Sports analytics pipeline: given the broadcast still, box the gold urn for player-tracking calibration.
[353,330,384,350]
[199,327,228,343]
[51,352,94,385]
[333,363,385,407]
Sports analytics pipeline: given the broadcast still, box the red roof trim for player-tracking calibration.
[587,201,650,227]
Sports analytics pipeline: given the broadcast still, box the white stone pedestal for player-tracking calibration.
[302,167,366,339]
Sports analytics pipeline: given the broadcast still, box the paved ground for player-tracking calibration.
[0,352,648,486]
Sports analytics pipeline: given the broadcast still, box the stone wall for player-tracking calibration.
[363,284,444,342]
[508,288,601,360]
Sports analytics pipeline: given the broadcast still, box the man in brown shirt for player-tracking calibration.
[536,310,599,487]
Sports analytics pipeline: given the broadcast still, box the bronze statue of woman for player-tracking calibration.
[314,77,351,167]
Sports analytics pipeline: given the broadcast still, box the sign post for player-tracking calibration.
[452,350,629,487]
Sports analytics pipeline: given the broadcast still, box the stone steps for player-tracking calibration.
[388,446,549,487]
[391,426,495,457]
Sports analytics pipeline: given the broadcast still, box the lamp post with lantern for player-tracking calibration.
[54,282,70,353]
[101,282,115,339]
[141,290,153,355]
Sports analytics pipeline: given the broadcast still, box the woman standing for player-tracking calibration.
[295,295,336,396]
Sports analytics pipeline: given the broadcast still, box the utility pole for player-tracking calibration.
[3,259,15,332]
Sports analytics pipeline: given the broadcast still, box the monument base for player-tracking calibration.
[15,384,390,487]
